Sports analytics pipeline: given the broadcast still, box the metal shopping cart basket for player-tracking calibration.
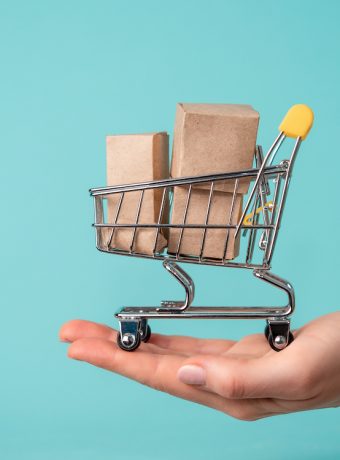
[90,104,314,352]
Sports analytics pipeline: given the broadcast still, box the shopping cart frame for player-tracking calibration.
[90,104,313,352]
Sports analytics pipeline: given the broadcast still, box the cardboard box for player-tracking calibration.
[106,132,169,254]
[171,103,259,193]
[168,186,243,260]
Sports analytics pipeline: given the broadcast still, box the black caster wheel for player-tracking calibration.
[117,331,141,352]
[141,324,151,343]
[265,325,294,352]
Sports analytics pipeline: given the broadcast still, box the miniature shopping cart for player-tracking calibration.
[90,104,314,352]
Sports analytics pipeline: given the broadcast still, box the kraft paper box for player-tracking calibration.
[106,132,169,254]
[171,103,259,193]
[168,186,243,260]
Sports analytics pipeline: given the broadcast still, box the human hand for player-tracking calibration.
[59,312,340,420]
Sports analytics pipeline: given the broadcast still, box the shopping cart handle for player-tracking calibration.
[279,104,314,140]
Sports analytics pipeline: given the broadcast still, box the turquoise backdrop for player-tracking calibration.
[1,0,339,458]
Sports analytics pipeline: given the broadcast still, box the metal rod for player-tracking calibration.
[94,223,274,229]
[176,185,192,258]
[267,133,286,166]
[116,305,292,319]
[246,190,260,264]
[94,196,104,249]
[235,133,286,238]
[256,148,271,251]
[152,187,167,255]
[256,145,270,195]
[266,137,302,264]
[253,269,295,315]
[263,172,281,263]
[95,245,269,269]
[129,189,145,253]
[90,163,287,196]
[161,260,195,311]
[199,182,214,261]
[94,196,102,224]
[107,192,124,248]
[222,178,239,263]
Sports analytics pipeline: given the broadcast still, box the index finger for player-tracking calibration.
[60,319,236,355]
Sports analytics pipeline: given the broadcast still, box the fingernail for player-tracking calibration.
[177,365,206,385]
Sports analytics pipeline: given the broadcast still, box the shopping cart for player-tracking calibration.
[90,104,314,352]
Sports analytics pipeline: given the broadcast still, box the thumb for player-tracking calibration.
[177,354,300,400]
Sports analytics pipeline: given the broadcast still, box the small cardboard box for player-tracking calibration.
[168,186,243,260]
[171,103,259,193]
[106,132,169,254]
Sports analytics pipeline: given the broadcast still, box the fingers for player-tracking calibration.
[59,319,236,356]
[59,319,117,343]
[59,320,183,357]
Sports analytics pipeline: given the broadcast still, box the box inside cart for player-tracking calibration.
[171,103,259,194]
[106,132,169,254]
[168,186,243,260]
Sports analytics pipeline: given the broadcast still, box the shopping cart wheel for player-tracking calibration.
[141,324,152,343]
[268,331,294,352]
[117,331,141,352]
[264,323,294,352]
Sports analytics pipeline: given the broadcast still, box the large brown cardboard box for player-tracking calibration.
[168,186,243,260]
[171,103,259,193]
[106,132,169,254]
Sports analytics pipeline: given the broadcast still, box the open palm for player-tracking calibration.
[60,312,340,420]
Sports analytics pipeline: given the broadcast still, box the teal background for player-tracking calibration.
[1,0,339,458]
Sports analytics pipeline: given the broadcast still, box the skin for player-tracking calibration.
[59,312,340,421]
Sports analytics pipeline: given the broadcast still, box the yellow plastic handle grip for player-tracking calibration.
[279,104,314,140]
